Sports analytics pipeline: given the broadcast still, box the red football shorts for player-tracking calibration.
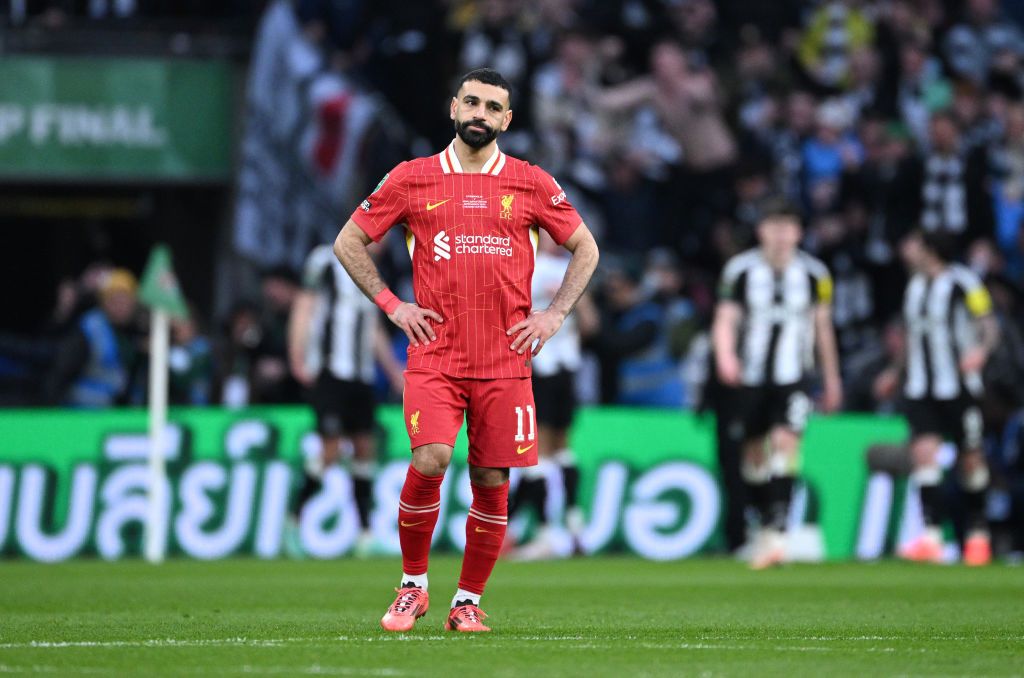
[402,368,539,468]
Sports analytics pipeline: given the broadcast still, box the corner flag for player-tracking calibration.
[139,244,186,563]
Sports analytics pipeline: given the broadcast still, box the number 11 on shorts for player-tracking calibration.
[514,405,535,442]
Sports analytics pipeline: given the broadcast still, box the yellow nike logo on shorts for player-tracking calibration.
[516,444,534,455]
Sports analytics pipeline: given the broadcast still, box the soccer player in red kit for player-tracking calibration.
[334,68,599,632]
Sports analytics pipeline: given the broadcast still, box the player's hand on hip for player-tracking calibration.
[507,309,564,356]
[389,302,443,348]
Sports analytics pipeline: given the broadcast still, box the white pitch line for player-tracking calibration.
[0,634,1018,652]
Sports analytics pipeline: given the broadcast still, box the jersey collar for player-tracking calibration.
[440,139,505,176]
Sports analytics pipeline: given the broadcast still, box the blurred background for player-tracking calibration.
[0,0,1022,562]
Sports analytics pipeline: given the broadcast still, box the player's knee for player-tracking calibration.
[351,433,375,461]
[468,466,509,487]
[910,437,940,468]
[770,428,800,455]
[321,437,343,465]
[959,453,989,491]
[411,444,452,476]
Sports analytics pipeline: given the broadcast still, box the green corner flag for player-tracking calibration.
[139,244,188,319]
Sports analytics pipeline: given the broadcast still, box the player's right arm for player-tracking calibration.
[711,301,743,386]
[334,220,443,348]
[712,258,746,386]
[287,289,317,387]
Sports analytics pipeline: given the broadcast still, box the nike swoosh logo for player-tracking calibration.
[400,521,425,527]
[516,444,535,455]
[425,199,450,211]
[474,526,498,534]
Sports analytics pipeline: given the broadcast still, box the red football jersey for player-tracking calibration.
[350,140,583,378]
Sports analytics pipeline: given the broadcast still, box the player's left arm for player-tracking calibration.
[812,268,842,413]
[960,281,999,374]
[508,223,599,356]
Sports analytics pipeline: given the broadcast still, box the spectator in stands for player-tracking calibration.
[797,0,874,91]
[895,35,951,148]
[801,98,863,215]
[254,266,302,403]
[991,105,1024,281]
[591,260,684,407]
[43,268,144,407]
[169,311,213,406]
[944,0,1024,86]
[891,111,994,248]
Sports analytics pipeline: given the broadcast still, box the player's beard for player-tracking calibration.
[455,118,499,149]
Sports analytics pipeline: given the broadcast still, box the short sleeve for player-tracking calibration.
[955,268,993,317]
[531,166,582,245]
[812,270,833,305]
[349,163,410,242]
[301,245,333,290]
[718,256,747,303]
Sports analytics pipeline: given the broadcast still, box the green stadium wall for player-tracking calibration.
[0,407,907,562]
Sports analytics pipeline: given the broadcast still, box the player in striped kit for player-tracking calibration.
[334,69,599,631]
[286,243,403,558]
[712,201,842,569]
[507,231,597,560]
[875,230,998,565]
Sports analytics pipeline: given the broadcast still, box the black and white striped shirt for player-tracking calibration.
[719,249,833,387]
[301,245,378,384]
[903,264,992,400]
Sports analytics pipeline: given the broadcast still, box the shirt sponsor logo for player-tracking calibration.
[455,233,512,257]
[433,231,451,261]
[550,191,566,206]
[500,194,514,220]
[432,231,513,260]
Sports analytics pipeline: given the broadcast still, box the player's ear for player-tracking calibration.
[501,108,512,132]
[450,97,458,121]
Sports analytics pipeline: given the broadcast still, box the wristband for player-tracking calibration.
[374,288,402,315]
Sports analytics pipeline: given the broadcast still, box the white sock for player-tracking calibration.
[400,572,428,590]
[451,588,481,608]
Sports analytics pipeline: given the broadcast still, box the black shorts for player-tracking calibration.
[310,373,376,437]
[904,395,983,450]
[532,369,577,430]
[730,383,812,441]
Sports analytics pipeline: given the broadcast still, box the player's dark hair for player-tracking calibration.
[919,229,957,263]
[758,195,802,224]
[456,68,513,108]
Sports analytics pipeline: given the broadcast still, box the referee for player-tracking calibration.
[712,199,842,569]
[286,243,404,558]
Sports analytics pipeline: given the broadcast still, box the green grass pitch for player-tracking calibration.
[1,557,1022,676]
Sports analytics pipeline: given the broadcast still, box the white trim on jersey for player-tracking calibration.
[439,140,505,176]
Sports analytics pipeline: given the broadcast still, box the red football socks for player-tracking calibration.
[397,465,444,576]
[458,481,509,595]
